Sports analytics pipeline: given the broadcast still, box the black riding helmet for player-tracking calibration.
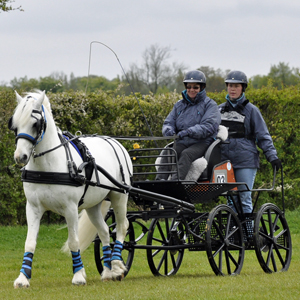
[183,70,206,91]
[225,70,248,92]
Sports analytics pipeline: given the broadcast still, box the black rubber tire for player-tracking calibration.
[253,203,292,273]
[94,212,135,277]
[205,204,245,276]
[146,217,185,276]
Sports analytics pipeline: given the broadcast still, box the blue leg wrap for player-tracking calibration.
[71,250,84,274]
[111,240,123,261]
[20,252,34,279]
[102,245,112,269]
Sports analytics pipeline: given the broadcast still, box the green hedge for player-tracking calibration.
[0,86,299,224]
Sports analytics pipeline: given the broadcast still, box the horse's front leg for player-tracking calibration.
[14,202,44,288]
[65,206,86,286]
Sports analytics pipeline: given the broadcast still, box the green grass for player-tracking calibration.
[1,210,300,300]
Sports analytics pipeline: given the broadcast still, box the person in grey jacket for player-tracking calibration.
[160,70,221,180]
[219,70,281,215]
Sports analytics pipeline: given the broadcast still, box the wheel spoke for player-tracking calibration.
[267,210,273,235]
[152,236,165,244]
[164,251,168,274]
[170,251,178,269]
[156,250,167,273]
[261,217,269,234]
[213,243,225,257]
[152,248,162,258]
[225,214,232,236]
[227,250,240,268]
[273,243,286,267]
[270,248,278,272]
[272,214,280,234]
[212,219,225,241]
[218,249,223,271]
[157,222,167,243]
[225,248,232,274]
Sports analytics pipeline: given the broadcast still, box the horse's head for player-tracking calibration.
[9,91,48,165]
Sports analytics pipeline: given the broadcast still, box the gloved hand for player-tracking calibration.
[271,159,282,171]
[178,130,189,139]
[164,128,175,136]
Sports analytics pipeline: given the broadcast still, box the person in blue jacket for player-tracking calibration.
[219,70,282,215]
[160,70,221,180]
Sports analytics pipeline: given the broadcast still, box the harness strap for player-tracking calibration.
[21,169,82,186]
[101,137,126,182]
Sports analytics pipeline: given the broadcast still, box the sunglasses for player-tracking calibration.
[186,85,200,90]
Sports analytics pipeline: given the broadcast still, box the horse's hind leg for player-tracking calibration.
[109,193,129,281]
[14,202,44,288]
[85,203,113,281]
[65,205,86,286]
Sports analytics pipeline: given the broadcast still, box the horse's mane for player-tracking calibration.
[13,90,53,129]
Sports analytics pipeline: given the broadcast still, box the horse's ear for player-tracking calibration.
[15,91,23,104]
[34,90,46,109]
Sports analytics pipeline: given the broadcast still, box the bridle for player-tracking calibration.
[8,105,47,147]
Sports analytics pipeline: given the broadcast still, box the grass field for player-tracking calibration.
[1,209,299,300]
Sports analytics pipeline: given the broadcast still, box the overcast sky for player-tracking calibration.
[1,0,300,86]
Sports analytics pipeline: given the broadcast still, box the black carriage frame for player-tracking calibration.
[93,141,292,277]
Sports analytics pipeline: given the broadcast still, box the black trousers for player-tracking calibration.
[172,142,209,180]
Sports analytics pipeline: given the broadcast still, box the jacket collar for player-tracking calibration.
[226,93,246,108]
[182,89,206,105]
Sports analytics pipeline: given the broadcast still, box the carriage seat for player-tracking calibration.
[156,125,228,182]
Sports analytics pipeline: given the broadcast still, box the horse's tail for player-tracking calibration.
[61,209,98,254]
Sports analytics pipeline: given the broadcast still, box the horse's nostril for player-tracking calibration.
[22,154,28,162]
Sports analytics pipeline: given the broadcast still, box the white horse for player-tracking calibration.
[9,90,132,288]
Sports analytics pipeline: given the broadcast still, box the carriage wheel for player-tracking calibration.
[253,203,292,273]
[205,204,245,276]
[94,212,135,277]
[146,217,185,276]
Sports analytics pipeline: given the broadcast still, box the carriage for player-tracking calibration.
[93,131,292,277]
[9,91,291,288]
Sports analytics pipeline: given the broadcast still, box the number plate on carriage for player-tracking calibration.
[212,161,236,184]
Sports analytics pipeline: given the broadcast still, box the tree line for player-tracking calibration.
[1,85,299,224]
[1,45,300,95]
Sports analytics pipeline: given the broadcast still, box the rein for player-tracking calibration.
[33,133,83,158]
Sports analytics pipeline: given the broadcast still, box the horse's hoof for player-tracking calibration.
[113,274,125,281]
[72,268,86,286]
[14,273,30,288]
[72,281,86,286]
[14,283,29,289]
